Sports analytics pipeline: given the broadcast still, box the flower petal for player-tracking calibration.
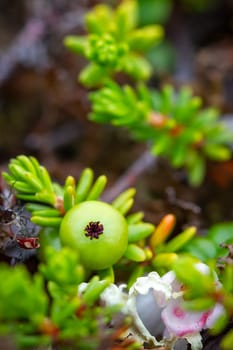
[162,270,183,294]
[161,298,212,337]
[127,289,164,347]
[130,271,172,307]
[100,283,128,308]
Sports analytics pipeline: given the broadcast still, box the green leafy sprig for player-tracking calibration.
[2,155,200,278]
[182,222,233,262]
[89,82,232,185]
[3,155,156,268]
[0,262,128,350]
[2,156,108,227]
[64,0,163,86]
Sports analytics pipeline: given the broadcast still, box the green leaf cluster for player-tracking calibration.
[64,0,163,86]
[0,262,124,349]
[182,222,233,261]
[126,215,198,285]
[2,155,201,280]
[3,155,156,270]
[40,246,85,291]
[0,264,50,348]
[1,153,233,348]
[0,264,48,324]
[173,256,217,299]
[151,226,197,273]
[3,157,109,227]
[90,82,232,185]
[3,155,56,205]
[64,0,232,187]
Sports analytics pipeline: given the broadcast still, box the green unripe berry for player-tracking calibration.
[59,201,128,270]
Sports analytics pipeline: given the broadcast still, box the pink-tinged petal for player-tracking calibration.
[161,271,176,284]
[162,271,182,293]
[205,303,225,329]
[161,298,212,337]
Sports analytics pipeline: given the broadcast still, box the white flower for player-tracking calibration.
[99,263,224,350]
[79,263,224,350]
[99,283,160,346]
[100,283,128,309]
[130,271,173,307]
[161,296,222,336]
[129,264,224,350]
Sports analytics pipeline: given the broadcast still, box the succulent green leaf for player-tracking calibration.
[39,166,54,193]
[122,54,152,80]
[112,188,136,210]
[63,185,76,212]
[86,175,107,200]
[183,237,217,261]
[31,216,62,227]
[64,36,89,55]
[115,0,138,33]
[210,312,229,335]
[173,256,215,297]
[222,265,233,292]
[8,163,28,182]
[207,222,233,246]
[124,244,147,262]
[98,266,115,283]
[16,155,38,174]
[85,4,113,35]
[164,226,197,253]
[152,252,178,270]
[24,172,44,192]
[221,329,233,350]
[79,63,108,88]
[82,276,110,306]
[26,203,54,212]
[188,154,205,186]
[127,25,163,51]
[128,223,155,243]
[31,209,61,218]
[12,181,37,193]
[75,168,94,203]
[35,192,56,205]
[204,144,231,161]
[117,198,134,215]
[126,211,144,224]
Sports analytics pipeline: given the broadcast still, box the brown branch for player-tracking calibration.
[0,18,46,84]
[0,5,85,85]
[102,150,156,202]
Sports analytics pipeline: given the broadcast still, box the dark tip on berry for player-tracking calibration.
[84,221,104,240]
